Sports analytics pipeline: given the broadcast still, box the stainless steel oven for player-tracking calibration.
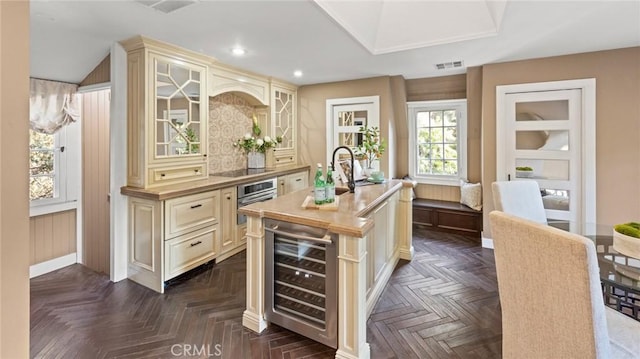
[264,219,338,348]
[237,178,277,225]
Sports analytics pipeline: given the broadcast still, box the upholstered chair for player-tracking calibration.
[491,180,547,224]
[489,211,640,358]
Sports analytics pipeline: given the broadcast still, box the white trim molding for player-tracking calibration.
[30,253,77,278]
[407,99,468,186]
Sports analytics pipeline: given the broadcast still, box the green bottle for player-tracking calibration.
[325,164,335,203]
[314,163,326,205]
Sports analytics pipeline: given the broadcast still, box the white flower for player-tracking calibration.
[264,136,271,143]
[256,139,264,146]
[244,133,252,140]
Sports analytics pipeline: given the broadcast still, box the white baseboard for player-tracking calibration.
[481,231,494,249]
[30,253,77,278]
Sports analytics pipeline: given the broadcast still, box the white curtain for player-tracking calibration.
[29,78,81,134]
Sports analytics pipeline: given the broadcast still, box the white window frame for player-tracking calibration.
[29,121,80,217]
[408,99,467,186]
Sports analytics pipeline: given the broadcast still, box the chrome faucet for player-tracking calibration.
[331,146,355,193]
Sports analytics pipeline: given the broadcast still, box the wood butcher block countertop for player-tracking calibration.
[120,164,310,201]
[239,179,415,237]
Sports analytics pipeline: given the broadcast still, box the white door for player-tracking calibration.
[497,79,596,228]
[325,96,380,170]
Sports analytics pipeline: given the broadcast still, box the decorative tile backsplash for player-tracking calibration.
[208,93,254,174]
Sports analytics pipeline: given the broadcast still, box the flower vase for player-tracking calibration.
[247,152,266,169]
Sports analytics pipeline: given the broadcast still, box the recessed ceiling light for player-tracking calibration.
[293,70,303,77]
[232,47,246,56]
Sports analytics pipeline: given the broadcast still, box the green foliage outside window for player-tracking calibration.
[29,129,55,201]
[417,110,459,176]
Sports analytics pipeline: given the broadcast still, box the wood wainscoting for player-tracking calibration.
[82,88,111,274]
[30,210,77,268]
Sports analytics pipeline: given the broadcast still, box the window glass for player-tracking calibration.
[408,100,467,185]
[29,129,56,201]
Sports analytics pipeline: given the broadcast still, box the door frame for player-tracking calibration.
[496,79,596,227]
[325,96,380,166]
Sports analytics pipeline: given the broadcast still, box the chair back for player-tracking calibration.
[492,180,547,224]
[489,211,610,358]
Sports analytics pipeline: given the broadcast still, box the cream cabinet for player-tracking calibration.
[127,190,220,293]
[270,82,297,167]
[218,186,245,261]
[122,36,210,188]
[209,63,270,106]
[277,170,309,196]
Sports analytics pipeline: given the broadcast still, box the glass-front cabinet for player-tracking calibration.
[123,36,209,188]
[154,56,204,157]
[270,82,297,167]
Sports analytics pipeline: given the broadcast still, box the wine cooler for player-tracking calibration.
[264,219,338,348]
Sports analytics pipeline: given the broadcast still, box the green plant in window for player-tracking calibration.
[355,126,386,169]
[184,127,199,154]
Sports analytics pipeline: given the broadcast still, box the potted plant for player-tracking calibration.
[233,116,281,168]
[613,222,640,259]
[355,126,386,176]
[515,166,534,178]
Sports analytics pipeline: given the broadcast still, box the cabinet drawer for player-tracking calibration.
[274,149,295,166]
[165,226,218,280]
[149,163,207,187]
[165,190,220,239]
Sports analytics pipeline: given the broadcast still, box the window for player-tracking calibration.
[28,78,81,216]
[408,100,467,185]
[29,128,67,205]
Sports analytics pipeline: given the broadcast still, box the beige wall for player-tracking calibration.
[30,210,77,265]
[298,76,396,178]
[0,0,30,357]
[299,73,479,202]
[481,47,640,235]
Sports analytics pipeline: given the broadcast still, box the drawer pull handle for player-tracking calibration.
[190,204,202,209]
[160,173,166,177]
[190,241,202,247]
[295,178,302,182]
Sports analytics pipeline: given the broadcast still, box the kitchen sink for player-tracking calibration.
[335,181,376,195]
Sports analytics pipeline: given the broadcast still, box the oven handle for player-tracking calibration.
[265,225,333,245]
[238,193,275,206]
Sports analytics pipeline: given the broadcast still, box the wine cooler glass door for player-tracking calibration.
[265,219,337,348]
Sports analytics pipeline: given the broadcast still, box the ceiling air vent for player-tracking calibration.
[135,0,198,14]
[435,61,464,70]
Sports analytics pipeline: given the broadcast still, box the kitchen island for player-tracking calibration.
[239,179,415,359]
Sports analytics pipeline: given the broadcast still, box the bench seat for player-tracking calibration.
[412,199,483,238]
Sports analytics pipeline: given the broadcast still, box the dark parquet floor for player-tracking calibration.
[30,226,502,358]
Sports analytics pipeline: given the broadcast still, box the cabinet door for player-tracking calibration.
[271,84,297,166]
[220,186,237,254]
[152,53,207,161]
[284,172,308,194]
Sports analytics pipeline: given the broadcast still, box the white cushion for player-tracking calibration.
[491,180,547,224]
[460,180,482,211]
[605,307,640,358]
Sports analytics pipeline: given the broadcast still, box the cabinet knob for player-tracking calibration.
[226,195,231,200]
[160,173,166,177]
